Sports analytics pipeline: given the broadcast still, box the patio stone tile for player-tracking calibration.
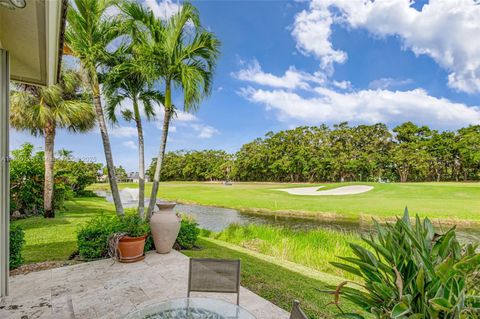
[4,250,289,318]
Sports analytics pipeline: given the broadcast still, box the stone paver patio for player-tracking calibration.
[0,251,289,319]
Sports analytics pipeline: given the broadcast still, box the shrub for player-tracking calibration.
[9,144,44,216]
[77,215,120,260]
[10,224,25,269]
[77,214,150,260]
[118,214,149,237]
[328,209,480,318]
[176,216,200,249]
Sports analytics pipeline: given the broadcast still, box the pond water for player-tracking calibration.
[95,188,480,243]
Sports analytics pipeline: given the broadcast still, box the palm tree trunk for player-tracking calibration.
[43,122,55,218]
[92,80,124,216]
[147,83,172,219]
[133,97,145,219]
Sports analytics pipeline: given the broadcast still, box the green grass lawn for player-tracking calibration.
[184,238,366,318]
[11,197,123,263]
[90,181,480,222]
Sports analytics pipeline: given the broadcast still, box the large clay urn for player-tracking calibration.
[150,201,181,254]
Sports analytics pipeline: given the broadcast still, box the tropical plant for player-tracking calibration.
[10,71,95,218]
[120,1,221,218]
[325,209,480,318]
[65,0,125,216]
[104,44,164,219]
[176,215,200,249]
[55,155,102,195]
[9,144,45,216]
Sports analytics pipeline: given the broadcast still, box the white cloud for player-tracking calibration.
[145,0,181,20]
[154,110,218,138]
[192,124,220,139]
[292,6,347,72]
[240,86,480,129]
[369,78,413,90]
[232,59,325,90]
[110,126,137,138]
[174,110,198,122]
[123,141,138,150]
[332,80,351,90]
[293,0,480,93]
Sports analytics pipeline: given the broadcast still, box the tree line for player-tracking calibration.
[149,122,480,183]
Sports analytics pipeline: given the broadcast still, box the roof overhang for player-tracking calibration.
[0,0,67,86]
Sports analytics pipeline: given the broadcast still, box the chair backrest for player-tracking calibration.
[188,258,241,305]
[290,300,308,319]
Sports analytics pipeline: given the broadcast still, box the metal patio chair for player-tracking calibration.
[290,300,308,319]
[188,258,241,305]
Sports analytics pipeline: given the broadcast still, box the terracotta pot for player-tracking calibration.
[150,201,181,254]
[117,235,147,263]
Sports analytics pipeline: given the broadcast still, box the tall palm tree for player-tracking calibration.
[65,0,125,216]
[121,1,221,218]
[104,47,164,219]
[10,70,95,218]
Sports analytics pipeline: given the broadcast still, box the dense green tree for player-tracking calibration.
[55,157,102,195]
[150,122,480,184]
[9,144,45,216]
[10,71,95,218]
[392,122,431,182]
[456,125,480,180]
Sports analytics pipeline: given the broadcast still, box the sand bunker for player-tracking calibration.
[275,185,373,196]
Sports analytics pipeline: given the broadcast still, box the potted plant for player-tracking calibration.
[112,215,149,263]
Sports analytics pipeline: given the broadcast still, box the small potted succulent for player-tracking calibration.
[110,215,149,263]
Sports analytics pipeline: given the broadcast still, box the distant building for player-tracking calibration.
[97,174,108,183]
[126,172,150,183]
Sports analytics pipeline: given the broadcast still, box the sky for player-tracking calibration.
[10,0,480,171]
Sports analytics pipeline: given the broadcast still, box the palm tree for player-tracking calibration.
[103,47,164,219]
[65,0,125,216]
[10,70,95,218]
[121,1,221,218]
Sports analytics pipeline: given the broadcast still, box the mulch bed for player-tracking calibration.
[10,260,83,276]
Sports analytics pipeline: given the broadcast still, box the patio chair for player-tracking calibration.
[290,300,308,319]
[188,258,241,305]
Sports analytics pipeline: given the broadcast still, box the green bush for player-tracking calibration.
[9,144,45,216]
[10,225,25,269]
[118,214,149,237]
[176,216,200,249]
[328,208,480,318]
[77,215,120,260]
[77,214,150,260]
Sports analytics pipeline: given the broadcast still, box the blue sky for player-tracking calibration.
[10,0,480,171]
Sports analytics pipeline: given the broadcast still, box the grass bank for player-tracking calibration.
[183,237,366,318]
[90,181,480,223]
[11,196,123,263]
[207,224,363,280]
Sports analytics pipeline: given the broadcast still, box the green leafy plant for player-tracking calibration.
[327,208,480,318]
[77,215,120,260]
[118,214,149,238]
[9,224,25,269]
[77,214,150,260]
[176,215,200,249]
